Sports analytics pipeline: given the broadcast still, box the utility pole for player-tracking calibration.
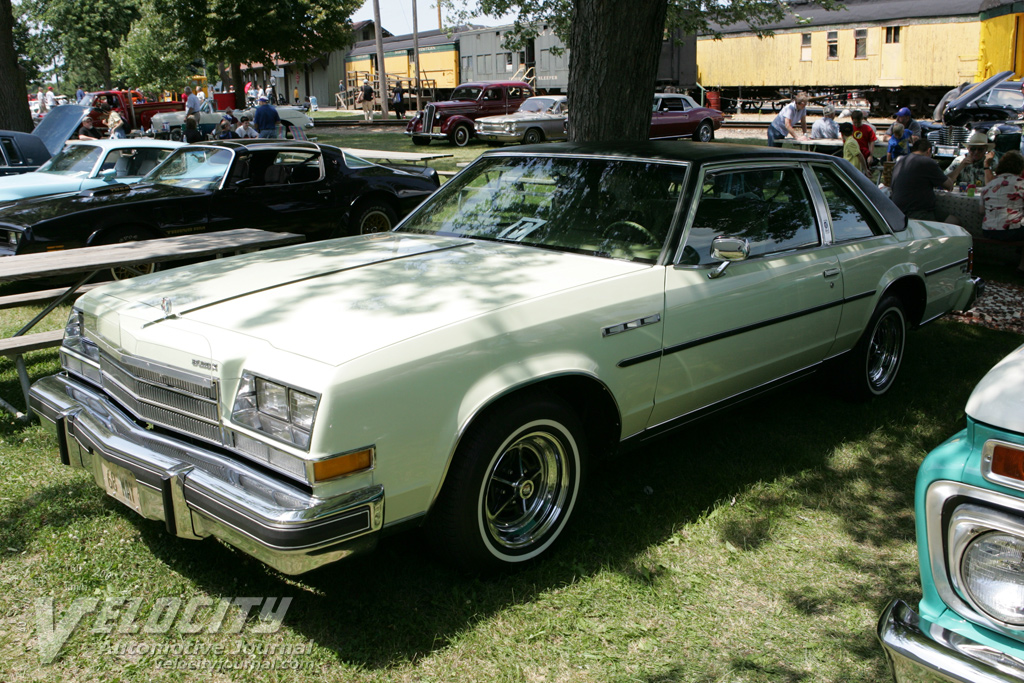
[372,0,389,118]
[413,0,421,112]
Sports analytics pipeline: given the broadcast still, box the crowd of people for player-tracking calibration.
[770,90,1024,273]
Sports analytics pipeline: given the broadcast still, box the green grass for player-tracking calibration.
[0,313,1018,682]
[0,132,1020,680]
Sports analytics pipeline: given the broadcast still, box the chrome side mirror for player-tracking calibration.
[711,236,750,262]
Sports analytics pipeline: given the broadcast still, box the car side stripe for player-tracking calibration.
[617,289,876,368]
[924,258,969,277]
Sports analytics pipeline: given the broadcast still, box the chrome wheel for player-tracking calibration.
[695,122,714,142]
[429,395,585,571]
[866,307,905,394]
[482,423,573,551]
[451,124,471,147]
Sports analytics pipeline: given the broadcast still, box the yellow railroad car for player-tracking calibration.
[696,0,1024,116]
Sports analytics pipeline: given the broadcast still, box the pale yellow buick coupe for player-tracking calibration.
[31,143,981,574]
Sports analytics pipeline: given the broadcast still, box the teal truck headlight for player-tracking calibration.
[961,531,1024,626]
[231,372,319,450]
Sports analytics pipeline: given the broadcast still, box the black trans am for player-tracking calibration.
[0,140,440,256]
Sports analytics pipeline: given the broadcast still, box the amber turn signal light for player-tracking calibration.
[313,447,374,482]
[991,443,1024,482]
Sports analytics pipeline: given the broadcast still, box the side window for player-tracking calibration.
[0,137,20,165]
[483,87,503,101]
[106,148,175,177]
[508,87,523,100]
[813,166,885,241]
[683,167,819,265]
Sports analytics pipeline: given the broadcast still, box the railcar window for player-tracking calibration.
[813,167,884,241]
[801,33,812,61]
[885,26,901,44]
[685,168,819,265]
[854,29,867,59]
[827,31,838,60]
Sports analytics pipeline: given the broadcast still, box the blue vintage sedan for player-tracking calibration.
[0,138,182,203]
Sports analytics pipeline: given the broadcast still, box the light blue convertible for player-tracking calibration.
[0,138,182,203]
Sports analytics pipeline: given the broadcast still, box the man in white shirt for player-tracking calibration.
[183,87,201,119]
[45,86,57,109]
[235,116,259,138]
[810,105,839,139]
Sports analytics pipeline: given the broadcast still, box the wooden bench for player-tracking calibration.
[0,282,103,310]
[0,328,64,356]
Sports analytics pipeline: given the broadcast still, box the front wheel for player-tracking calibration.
[522,128,543,145]
[694,121,714,142]
[352,200,398,235]
[449,124,472,147]
[843,295,906,400]
[430,395,586,572]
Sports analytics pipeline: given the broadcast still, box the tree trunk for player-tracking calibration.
[0,0,31,131]
[567,0,668,142]
[231,62,245,109]
[102,47,113,90]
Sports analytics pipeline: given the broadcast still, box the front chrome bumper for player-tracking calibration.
[877,599,1024,682]
[403,130,449,140]
[30,373,384,575]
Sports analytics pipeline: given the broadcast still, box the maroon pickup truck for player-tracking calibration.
[405,81,534,147]
[83,90,184,134]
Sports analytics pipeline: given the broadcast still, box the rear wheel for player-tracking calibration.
[97,227,160,280]
[352,200,398,235]
[429,394,586,572]
[449,124,472,147]
[843,295,906,400]
[522,128,543,145]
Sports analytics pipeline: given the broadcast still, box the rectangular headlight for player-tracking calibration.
[231,372,319,451]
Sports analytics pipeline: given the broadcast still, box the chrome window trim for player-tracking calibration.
[805,161,893,240]
[673,160,819,267]
[926,480,1024,639]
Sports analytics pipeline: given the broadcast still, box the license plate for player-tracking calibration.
[101,460,141,513]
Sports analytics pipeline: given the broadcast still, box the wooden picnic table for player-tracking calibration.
[340,147,454,165]
[0,228,303,419]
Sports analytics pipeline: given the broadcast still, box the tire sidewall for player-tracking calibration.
[697,122,713,142]
[523,129,542,145]
[451,124,471,147]
[355,202,397,234]
[472,416,582,564]
[863,302,906,396]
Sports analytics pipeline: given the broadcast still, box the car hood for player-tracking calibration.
[478,112,549,124]
[966,342,1024,435]
[0,182,201,228]
[0,172,88,201]
[80,233,649,367]
[32,105,89,156]
[943,70,1016,126]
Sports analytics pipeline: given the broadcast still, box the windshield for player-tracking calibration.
[398,155,685,263]
[451,86,482,101]
[146,147,233,190]
[520,98,557,113]
[36,144,101,176]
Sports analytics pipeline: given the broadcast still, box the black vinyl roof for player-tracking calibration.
[709,0,1015,35]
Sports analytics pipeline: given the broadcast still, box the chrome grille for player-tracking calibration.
[477,122,505,133]
[97,351,222,444]
[423,104,435,133]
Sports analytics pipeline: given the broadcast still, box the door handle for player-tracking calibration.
[823,268,840,278]
[318,189,330,195]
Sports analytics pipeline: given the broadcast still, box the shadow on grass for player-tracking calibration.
[9,319,1022,675]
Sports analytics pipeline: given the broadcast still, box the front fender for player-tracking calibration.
[439,115,474,135]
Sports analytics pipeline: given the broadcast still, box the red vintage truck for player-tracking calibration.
[82,90,184,134]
